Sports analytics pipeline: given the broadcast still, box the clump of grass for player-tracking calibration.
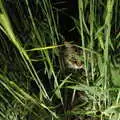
[0,0,120,120]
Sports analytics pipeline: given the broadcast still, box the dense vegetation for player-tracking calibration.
[0,0,120,120]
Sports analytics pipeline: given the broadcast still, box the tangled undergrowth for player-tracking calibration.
[0,0,120,120]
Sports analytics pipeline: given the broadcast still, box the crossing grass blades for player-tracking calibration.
[0,0,120,120]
